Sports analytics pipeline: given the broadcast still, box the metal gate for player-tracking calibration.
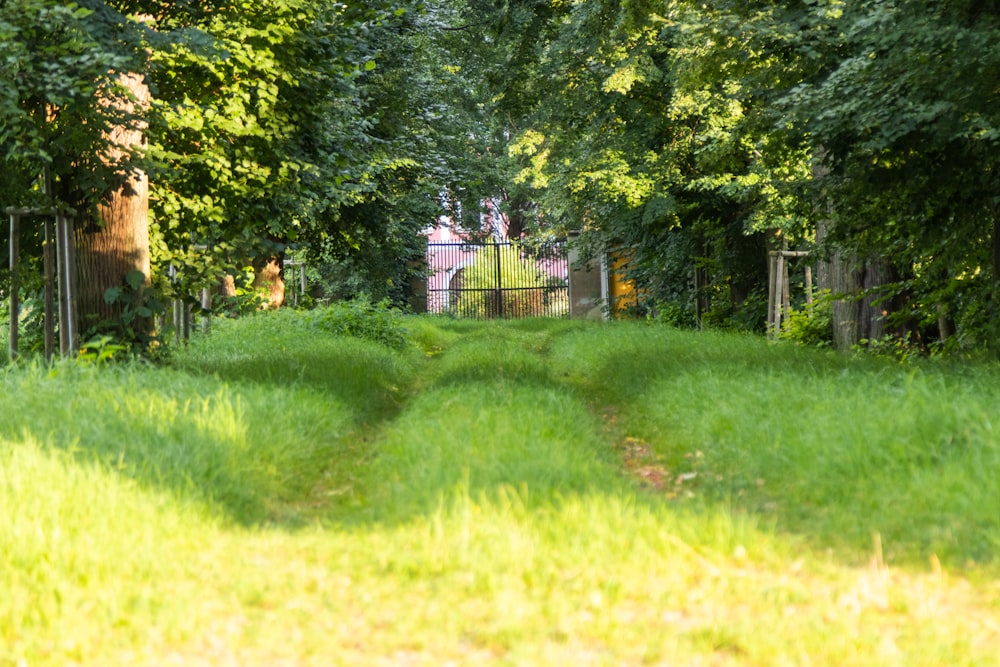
[426,241,569,319]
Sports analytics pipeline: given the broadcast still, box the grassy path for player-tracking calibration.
[2,314,1000,665]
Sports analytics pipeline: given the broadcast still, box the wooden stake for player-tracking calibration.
[56,214,79,355]
[804,264,814,313]
[774,252,785,335]
[767,251,777,338]
[201,287,212,335]
[44,218,55,361]
[9,212,19,360]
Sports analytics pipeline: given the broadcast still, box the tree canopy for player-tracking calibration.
[3,0,1000,353]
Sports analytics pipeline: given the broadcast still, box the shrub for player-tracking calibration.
[304,295,408,349]
[780,290,833,348]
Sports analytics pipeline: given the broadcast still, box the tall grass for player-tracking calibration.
[546,322,1000,568]
[2,312,1000,665]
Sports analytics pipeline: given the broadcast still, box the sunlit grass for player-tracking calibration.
[0,361,365,525]
[546,322,1000,569]
[2,314,1000,665]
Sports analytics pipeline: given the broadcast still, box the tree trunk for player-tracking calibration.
[859,258,895,342]
[813,152,898,352]
[74,72,151,333]
[993,214,1000,290]
[503,193,529,240]
[253,252,286,309]
[816,217,860,351]
[220,273,237,298]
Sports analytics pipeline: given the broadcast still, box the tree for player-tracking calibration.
[2,0,426,339]
[0,1,153,342]
[467,0,811,326]
[778,1,1000,349]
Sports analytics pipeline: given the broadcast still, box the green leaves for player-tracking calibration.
[0,0,144,210]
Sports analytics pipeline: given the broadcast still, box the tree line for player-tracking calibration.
[2,1,999,354]
[478,0,1000,352]
[1,0,448,349]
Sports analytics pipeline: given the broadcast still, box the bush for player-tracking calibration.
[780,290,833,348]
[304,295,408,349]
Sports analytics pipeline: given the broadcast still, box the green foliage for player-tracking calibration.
[855,332,926,363]
[302,196,433,308]
[6,0,1000,354]
[780,291,834,348]
[0,0,145,213]
[76,334,127,366]
[452,0,1000,349]
[87,269,168,361]
[0,248,50,356]
[303,295,409,350]
[771,0,1000,351]
[466,0,812,328]
[2,0,441,324]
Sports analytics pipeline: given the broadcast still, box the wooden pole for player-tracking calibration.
[804,264,814,313]
[56,214,79,355]
[44,218,55,360]
[56,215,69,355]
[200,287,211,335]
[767,251,778,339]
[9,212,19,360]
[299,264,306,299]
[782,253,791,322]
[66,215,79,354]
[170,265,182,345]
[774,252,785,335]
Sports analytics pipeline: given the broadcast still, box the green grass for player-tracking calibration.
[546,323,1000,566]
[2,313,1000,665]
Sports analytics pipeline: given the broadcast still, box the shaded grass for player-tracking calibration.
[173,311,415,422]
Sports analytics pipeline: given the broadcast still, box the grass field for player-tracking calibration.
[2,311,1000,665]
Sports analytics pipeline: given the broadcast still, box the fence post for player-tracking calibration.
[767,251,776,338]
[44,218,55,360]
[9,211,19,360]
[773,251,785,335]
[55,213,79,355]
[201,287,212,335]
[494,242,504,318]
[804,264,814,314]
[56,215,69,355]
[169,265,183,345]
